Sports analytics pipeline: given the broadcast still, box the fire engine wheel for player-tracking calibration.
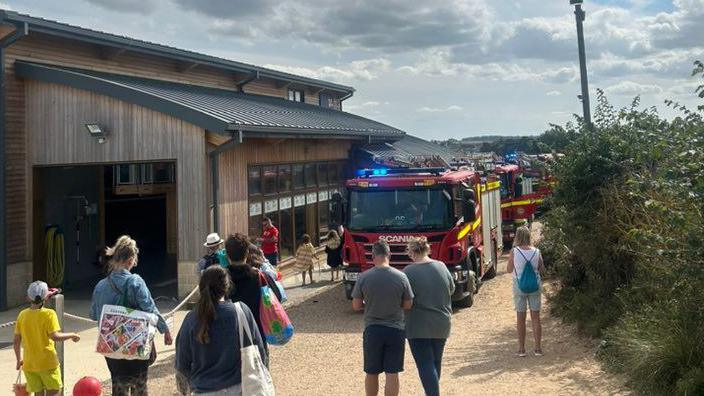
[483,262,497,280]
[456,274,476,308]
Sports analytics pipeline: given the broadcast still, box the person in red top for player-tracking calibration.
[258,217,279,266]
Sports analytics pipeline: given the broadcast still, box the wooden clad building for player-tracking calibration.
[0,10,404,308]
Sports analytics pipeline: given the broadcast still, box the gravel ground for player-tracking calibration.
[148,245,629,394]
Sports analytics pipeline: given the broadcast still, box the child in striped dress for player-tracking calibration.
[295,234,317,286]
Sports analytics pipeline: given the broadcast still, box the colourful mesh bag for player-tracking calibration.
[258,272,294,346]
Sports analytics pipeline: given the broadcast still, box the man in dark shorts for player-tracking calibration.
[352,240,414,396]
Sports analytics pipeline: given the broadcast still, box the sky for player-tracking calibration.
[3,0,703,140]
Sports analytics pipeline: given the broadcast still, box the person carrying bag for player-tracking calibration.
[234,302,276,396]
[176,266,271,396]
[257,272,294,346]
[90,235,172,396]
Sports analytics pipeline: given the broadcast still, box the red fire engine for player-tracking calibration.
[333,167,503,308]
[494,164,544,246]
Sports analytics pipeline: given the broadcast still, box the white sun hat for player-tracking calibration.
[204,233,224,247]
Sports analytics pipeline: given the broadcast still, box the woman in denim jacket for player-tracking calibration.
[90,235,172,396]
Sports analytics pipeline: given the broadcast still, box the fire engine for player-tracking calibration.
[494,164,544,246]
[332,167,503,308]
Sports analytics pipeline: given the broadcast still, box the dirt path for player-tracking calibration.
[149,248,628,394]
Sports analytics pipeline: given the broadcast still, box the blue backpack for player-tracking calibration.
[514,248,540,293]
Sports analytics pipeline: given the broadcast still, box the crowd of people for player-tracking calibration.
[11,219,544,396]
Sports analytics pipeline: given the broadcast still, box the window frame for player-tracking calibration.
[287,88,305,103]
[247,160,347,259]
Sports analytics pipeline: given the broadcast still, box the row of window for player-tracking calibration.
[248,161,347,258]
[287,89,341,110]
[248,162,346,196]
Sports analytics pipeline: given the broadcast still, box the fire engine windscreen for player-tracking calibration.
[348,188,453,231]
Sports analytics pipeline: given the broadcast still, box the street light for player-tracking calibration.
[571,0,592,128]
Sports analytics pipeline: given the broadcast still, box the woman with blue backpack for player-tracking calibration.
[506,226,544,357]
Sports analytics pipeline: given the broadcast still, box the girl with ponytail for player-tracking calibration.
[90,235,172,396]
[176,266,266,394]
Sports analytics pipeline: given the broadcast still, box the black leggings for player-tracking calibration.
[105,357,150,396]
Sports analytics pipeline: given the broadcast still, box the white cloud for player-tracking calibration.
[605,81,664,95]
[344,101,385,111]
[417,105,463,113]
[6,0,704,139]
[399,49,578,83]
[263,59,391,83]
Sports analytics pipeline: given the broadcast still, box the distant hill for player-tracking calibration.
[434,129,570,155]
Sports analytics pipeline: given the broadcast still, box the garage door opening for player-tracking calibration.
[33,162,178,298]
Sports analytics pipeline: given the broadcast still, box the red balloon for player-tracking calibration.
[73,376,102,396]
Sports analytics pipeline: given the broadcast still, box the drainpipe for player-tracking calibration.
[208,130,243,234]
[0,21,28,310]
[236,71,259,92]
[339,91,354,112]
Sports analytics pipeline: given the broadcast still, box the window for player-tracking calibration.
[248,166,262,196]
[348,188,453,231]
[248,160,347,259]
[287,89,304,102]
[116,164,137,185]
[263,166,277,195]
[293,164,305,189]
[304,163,316,188]
[317,163,328,186]
[278,165,292,192]
[318,191,330,243]
[279,207,293,257]
[319,93,341,110]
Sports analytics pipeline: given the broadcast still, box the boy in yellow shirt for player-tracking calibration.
[13,281,80,395]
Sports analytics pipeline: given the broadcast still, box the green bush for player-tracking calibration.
[541,61,704,394]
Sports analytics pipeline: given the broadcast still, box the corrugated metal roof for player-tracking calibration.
[0,9,354,95]
[15,61,405,139]
[361,135,460,167]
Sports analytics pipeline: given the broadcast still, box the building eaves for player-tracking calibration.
[0,9,355,96]
[15,61,404,140]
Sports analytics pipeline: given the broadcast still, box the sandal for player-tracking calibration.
[517,350,527,357]
[534,350,543,357]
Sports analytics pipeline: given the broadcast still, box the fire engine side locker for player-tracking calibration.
[480,182,503,274]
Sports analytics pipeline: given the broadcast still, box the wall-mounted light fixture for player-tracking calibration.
[85,123,108,144]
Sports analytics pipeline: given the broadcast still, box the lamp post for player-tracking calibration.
[571,0,592,128]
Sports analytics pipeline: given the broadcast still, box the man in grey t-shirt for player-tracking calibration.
[352,240,414,396]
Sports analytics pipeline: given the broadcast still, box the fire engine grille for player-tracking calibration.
[363,243,413,264]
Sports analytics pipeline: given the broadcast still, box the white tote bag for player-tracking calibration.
[234,302,276,396]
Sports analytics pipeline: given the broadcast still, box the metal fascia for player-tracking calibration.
[227,124,404,140]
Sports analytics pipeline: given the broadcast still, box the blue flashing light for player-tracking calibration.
[355,167,445,178]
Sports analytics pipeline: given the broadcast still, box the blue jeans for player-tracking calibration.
[408,338,447,396]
